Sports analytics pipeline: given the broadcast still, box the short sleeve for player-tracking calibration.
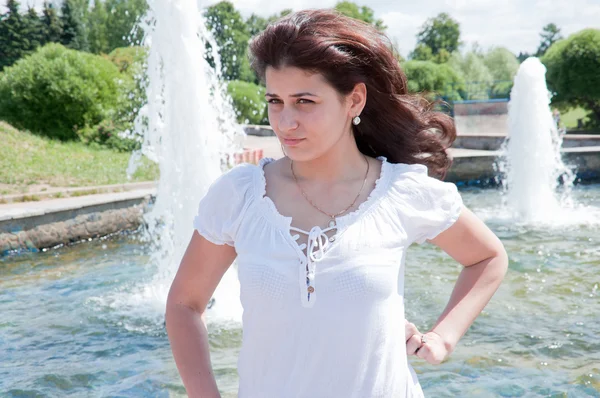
[193,164,254,246]
[388,163,463,245]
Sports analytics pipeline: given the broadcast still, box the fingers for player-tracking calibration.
[415,340,431,360]
[405,320,422,356]
[406,334,422,356]
[405,321,419,342]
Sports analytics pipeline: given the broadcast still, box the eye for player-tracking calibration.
[267,99,282,104]
[297,99,313,104]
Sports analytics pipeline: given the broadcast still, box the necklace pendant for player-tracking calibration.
[328,219,336,228]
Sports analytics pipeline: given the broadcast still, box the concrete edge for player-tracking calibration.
[0,181,157,204]
[0,189,156,222]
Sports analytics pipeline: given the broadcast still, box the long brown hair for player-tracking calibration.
[248,9,457,179]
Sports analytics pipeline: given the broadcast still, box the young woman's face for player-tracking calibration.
[265,65,356,161]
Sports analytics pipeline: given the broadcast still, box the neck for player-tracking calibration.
[288,137,367,183]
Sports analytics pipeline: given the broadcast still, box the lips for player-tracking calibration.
[282,138,305,146]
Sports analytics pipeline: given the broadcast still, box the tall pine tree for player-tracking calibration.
[0,0,29,70]
[41,1,63,44]
[60,0,88,51]
[87,0,109,54]
[23,7,44,50]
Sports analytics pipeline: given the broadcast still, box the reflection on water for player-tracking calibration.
[1,187,599,397]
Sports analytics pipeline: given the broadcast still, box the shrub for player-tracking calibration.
[77,118,141,152]
[0,43,124,140]
[102,45,148,74]
[102,46,148,134]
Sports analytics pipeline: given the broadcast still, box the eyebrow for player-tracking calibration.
[265,92,319,98]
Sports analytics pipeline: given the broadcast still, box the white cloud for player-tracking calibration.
[379,11,423,57]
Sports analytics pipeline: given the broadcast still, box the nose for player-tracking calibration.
[277,107,299,132]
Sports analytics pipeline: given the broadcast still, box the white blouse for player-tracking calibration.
[193,156,463,398]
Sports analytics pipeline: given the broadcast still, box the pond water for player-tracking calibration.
[1,185,599,397]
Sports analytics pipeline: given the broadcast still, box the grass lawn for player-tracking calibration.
[559,107,590,130]
[0,121,159,196]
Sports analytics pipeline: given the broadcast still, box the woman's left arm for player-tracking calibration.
[416,206,509,363]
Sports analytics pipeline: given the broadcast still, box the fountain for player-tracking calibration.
[482,57,600,228]
[499,57,576,222]
[121,0,245,324]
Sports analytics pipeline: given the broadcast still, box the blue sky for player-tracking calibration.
[10,0,600,59]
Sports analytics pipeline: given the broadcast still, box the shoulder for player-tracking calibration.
[194,162,259,245]
[387,161,453,193]
[209,161,258,194]
[199,161,260,211]
[219,161,257,184]
[386,160,461,211]
[385,160,463,243]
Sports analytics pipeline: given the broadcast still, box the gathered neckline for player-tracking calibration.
[255,156,392,232]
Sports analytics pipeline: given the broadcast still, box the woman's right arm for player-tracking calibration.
[165,230,237,398]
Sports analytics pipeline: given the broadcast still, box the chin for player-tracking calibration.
[283,148,325,163]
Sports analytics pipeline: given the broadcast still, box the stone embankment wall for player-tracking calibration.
[0,195,151,254]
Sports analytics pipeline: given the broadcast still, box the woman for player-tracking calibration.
[166,9,508,398]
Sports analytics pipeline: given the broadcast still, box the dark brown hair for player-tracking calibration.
[248,9,457,179]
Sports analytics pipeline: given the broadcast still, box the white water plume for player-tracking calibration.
[496,57,577,224]
[120,0,245,325]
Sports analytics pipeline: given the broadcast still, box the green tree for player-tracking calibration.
[23,7,44,50]
[246,9,291,36]
[102,45,148,129]
[204,1,251,81]
[41,1,63,44]
[227,80,268,124]
[246,14,268,37]
[486,48,520,78]
[87,0,109,54]
[0,0,30,70]
[410,44,433,61]
[60,0,88,51]
[334,1,386,30]
[448,51,493,100]
[516,51,531,63]
[410,44,450,63]
[541,29,600,128]
[536,23,563,57]
[415,13,461,57]
[484,47,519,98]
[402,60,464,101]
[104,0,148,50]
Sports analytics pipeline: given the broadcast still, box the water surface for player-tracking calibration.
[1,186,599,397]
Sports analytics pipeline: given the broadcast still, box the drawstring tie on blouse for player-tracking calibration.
[290,224,337,306]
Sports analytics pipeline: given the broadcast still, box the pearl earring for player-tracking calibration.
[352,115,361,125]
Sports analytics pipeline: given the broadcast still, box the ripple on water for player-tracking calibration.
[1,187,600,396]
